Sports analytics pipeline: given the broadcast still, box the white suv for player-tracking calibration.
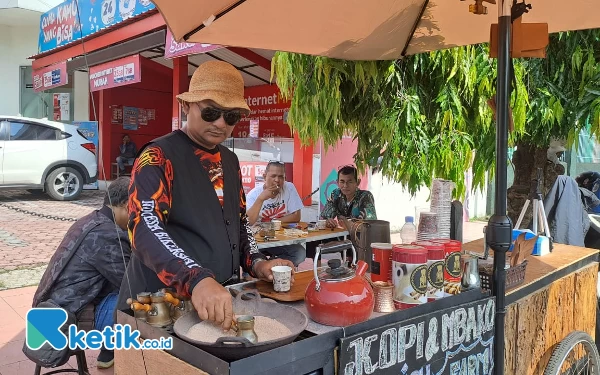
[0,116,98,201]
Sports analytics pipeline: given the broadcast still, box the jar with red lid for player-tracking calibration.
[370,243,393,282]
[392,245,428,310]
[412,241,445,302]
[430,239,462,296]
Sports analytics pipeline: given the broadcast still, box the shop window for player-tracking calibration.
[7,122,60,141]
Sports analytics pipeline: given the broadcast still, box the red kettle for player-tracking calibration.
[304,241,374,327]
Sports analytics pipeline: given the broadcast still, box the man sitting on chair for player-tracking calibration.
[246,161,306,267]
[30,177,132,369]
[116,134,137,174]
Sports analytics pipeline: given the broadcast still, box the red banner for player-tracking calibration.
[233,85,292,138]
[32,61,68,92]
[239,162,268,195]
[89,55,141,92]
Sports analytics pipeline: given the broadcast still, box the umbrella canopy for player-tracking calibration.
[154,0,597,61]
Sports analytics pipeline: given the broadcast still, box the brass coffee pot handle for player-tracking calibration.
[130,301,152,312]
[163,293,181,307]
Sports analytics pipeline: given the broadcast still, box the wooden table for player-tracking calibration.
[255,227,349,250]
[464,239,599,375]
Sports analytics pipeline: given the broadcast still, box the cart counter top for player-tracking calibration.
[463,238,599,304]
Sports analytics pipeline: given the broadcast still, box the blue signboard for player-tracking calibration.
[38,0,155,54]
[74,121,99,190]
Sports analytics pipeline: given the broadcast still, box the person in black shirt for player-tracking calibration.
[31,177,132,369]
[116,134,137,173]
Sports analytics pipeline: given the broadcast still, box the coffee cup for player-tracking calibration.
[272,220,282,231]
[271,265,292,292]
[317,219,327,230]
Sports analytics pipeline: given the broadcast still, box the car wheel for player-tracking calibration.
[45,167,83,201]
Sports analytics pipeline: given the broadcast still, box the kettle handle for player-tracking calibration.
[313,240,357,291]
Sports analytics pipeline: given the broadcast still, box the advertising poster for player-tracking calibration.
[89,55,141,92]
[233,85,292,138]
[138,109,148,126]
[74,121,99,190]
[123,107,139,130]
[52,93,70,121]
[38,0,155,53]
[32,62,68,92]
[249,119,259,138]
[111,106,123,124]
[239,162,268,195]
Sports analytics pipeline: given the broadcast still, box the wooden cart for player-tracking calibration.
[114,240,599,375]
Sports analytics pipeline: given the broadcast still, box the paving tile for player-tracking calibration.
[0,326,24,346]
[0,309,23,328]
[67,350,112,374]
[0,287,37,299]
[11,306,30,320]
[0,340,28,366]
[2,294,34,309]
[0,300,13,314]
[0,359,74,374]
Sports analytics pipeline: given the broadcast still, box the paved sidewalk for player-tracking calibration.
[0,286,112,375]
[0,190,104,272]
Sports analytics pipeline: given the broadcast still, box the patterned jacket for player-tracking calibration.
[320,188,377,220]
[32,206,131,315]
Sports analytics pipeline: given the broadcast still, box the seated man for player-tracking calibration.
[116,134,137,174]
[311,165,377,262]
[320,165,377,226]
[246,161,306,266]
[30,177,132,369]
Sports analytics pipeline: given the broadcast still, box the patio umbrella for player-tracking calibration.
[155,0,596,61]
[148,1,600,374]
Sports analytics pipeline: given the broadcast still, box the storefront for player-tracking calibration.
[27,2,338,205]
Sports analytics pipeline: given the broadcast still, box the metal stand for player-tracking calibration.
[514,168,551,238]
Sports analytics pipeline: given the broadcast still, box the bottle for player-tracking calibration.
[400,216,417,244]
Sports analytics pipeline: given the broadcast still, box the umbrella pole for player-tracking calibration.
[486,1,514,375]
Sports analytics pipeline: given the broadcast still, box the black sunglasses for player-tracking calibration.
[197,105,243,126]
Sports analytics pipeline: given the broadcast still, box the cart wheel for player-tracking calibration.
[544,331,600,375]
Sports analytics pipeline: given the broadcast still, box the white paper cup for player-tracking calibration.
[272,220,282,231]
[271,265,292,292]
[317,219,327,230]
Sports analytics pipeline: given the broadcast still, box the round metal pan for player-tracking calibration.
[173,289,308,361]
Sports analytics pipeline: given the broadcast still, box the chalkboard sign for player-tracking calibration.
[339,297,495,375]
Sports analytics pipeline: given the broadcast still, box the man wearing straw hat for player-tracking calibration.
[116,61,294,331]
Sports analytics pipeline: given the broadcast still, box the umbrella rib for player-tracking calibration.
[183,0,248,41]
[400,0,430,58]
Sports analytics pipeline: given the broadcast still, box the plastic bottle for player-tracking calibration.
[400,216,417,244]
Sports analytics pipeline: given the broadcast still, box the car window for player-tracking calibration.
[8,122,59,141]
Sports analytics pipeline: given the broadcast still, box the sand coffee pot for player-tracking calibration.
[162,290,194,321]
[129,292,173,327]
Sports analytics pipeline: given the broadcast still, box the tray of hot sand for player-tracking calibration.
[173,289,308,361]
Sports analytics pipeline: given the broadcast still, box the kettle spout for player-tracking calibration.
[356,260,369,277]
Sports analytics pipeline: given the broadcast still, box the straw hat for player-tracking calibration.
[176,61,250,112]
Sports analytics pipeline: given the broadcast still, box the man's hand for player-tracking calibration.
[191,277,234,331]
[326,218,338,228]
[253,259,296,284]
[258,184,279,201]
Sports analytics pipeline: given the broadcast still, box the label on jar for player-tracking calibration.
[393,261,428,309]
[371,257,381,275]
[427,259,445,301]
[444,251,462,296]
